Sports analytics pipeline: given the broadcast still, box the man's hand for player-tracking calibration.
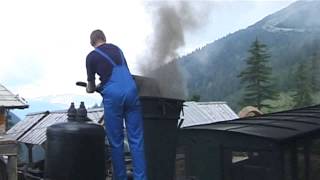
[86,81,96,93]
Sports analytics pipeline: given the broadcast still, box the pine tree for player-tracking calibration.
[293,63,313,108]
[311,53,320,92]
[188,94,201,102]
[238,38,277,110]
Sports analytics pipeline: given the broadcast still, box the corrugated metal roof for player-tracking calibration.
[6,108,104,145]
[180,101,238,128]
[19,112,68,144]
[26,108,105,145]
[0,84,28,109]
[7,101,237,145]
[86,108,104,124]
[185,105,320,142]
[5,112,48,140]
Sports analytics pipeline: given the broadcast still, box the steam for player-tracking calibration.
[139,1,212,99]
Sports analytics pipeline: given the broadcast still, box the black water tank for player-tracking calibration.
[141,96,184,180]
[46,122,105,180]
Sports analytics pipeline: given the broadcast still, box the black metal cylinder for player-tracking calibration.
[140,96,184,180]
[46,122,105,180]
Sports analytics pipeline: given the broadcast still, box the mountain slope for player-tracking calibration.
[179,0,320,110]
[7,111,21,129]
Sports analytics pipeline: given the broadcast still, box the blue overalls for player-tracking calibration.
[95,48,147,180]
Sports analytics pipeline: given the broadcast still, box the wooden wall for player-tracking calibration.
[0,107,6,134]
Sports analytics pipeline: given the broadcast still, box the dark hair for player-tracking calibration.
[90,29,106,46]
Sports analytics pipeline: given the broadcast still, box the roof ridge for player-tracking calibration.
[0,83,28,109]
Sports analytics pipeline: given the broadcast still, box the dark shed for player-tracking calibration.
[179,105,320,180]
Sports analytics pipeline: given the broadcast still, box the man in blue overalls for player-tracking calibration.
[86,29,147,180]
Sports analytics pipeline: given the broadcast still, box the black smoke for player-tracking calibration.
[139,1,212,99]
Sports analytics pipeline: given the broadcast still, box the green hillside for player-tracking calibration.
[179,0,320,112]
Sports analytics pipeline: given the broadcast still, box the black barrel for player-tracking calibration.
[140,96,184,180]
[46,122,105,180]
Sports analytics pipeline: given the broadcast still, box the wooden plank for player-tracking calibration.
[7,155,17,180]
[0,142,17,155]
[0,138,16,145]
[0,108,6,134]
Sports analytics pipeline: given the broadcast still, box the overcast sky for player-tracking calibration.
[0,0,296,116]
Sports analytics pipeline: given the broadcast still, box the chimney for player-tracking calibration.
[67,102,89,122]
[77,102,88,122]
[67,102,77,122]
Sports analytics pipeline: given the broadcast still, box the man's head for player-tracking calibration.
[90,29,106,47]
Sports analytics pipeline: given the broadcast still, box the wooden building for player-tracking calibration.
[179,105,320,180]
[0,83,28,180]
[0,84,28,133]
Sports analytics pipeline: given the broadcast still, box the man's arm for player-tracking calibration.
[86,54,96,93]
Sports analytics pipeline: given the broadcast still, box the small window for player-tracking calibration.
[232,151,260,163]
[226,150,271,180]
[232,151,249,163]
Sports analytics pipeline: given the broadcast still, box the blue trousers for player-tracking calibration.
[103,89,147,180]
[96,46,147,180]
